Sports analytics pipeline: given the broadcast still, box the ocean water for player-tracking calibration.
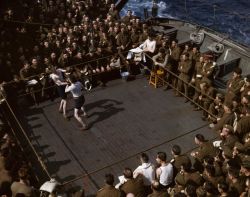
[121,0,250,46]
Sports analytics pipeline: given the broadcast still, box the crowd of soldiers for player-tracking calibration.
[0,0,250,196]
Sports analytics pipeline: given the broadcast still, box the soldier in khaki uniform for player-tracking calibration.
[220,124,239,150]
[176,53,193,101]
[170,144,191,177]
[169,40,181,88]
[192,56,204,104]
[174,162,204,188]
[119,168,145,197]
[191,134,217,172]
[147,181,169,197]
[225,67,245,103]
[96,173,124,197]
[202,165,224,188]
[200,55,215,85]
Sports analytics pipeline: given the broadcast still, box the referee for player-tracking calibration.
[65,75,88,130]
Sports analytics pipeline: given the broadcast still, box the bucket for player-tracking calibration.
[120,72,130,81]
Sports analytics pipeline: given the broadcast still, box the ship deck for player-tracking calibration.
[15,77,216,196]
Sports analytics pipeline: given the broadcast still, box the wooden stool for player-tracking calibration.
[149,69,165,88]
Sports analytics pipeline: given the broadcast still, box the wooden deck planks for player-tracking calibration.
[17,77,217,196]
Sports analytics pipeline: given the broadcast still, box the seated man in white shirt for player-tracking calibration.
[133,153,155,194]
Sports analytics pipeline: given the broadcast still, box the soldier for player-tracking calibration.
[96,173,124,197]
[174,162,204,188]
[220,124,239,150]
[202,165,224,188]
[196,80,216,120]
[191,134,217,172]
[225,67,245,103]
[200,55,216,85]
[192,56,204,104]
[176,53,193,102]
[147,181,169,197]
[207,93,224,123]
[169,40,181,88]
[228,168,246,196]
[236,106,250,140]
[119,168,145,197]
[213,102,235,132]
[170,145,191,177]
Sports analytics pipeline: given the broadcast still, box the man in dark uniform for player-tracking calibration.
[96,173,124,197]
[176,53,193,102]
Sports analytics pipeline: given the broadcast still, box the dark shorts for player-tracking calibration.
[57,85,67,100]
[74,95,85,109]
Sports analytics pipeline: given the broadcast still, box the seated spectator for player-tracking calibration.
[170,145,191,177]
[155,152,173,189]
[175,163,203,188]
[118,168,145,197]
[147,181,169,197]
[133,153,155,194]
[11,167,33,197]
[220,124,239,150]
[190,134,217,172]
[96,173,123,197]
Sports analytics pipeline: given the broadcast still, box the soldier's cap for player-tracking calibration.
[223,124,234,133]
[216,93,224,100]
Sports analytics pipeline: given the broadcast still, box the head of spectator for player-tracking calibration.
[204,181,217,195]
[104,173,115,186]
[126,10,132,17]
[241,158,250,176]
[228,168,240,184]
[218,182,230,196]
[232,67,242,79]
[139,152,149,164]
[204,165,216,178]
[220,124,233,138]
[215,93,224,104]
[151,180,163,192]
[182,53,189,61]
[194,134,207,146]
[242,94,250,105]
[171,144,181,157]
[171,40,178,48]
[223,102,233,113]
[180,162,192,174]
[156,152,167,165]
[185,184,197,197]
[123,168,133,180]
